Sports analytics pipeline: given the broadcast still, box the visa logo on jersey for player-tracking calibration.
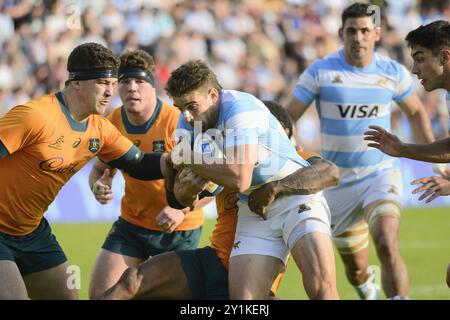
[336,104,379,118]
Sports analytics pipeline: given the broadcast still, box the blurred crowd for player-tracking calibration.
[1,0,449,151]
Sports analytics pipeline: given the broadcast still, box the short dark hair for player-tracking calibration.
[165,60,222,98]
[262,100,293,139]
[341,2,377,27]
[119,49,156,75]
[67,42,119,72]
[406,20,450,54]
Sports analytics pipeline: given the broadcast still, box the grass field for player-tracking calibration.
[52,207,450,300]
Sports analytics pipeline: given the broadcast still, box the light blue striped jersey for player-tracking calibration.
[176,89,309,200]
[293,49,415,185]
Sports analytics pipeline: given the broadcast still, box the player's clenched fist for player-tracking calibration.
[92,168,114,205]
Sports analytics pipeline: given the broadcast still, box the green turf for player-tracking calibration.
[52,207,450,300]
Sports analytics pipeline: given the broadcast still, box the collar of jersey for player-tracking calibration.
[55,92,89,132]
[338,49,378,73]
[121,98,162,134]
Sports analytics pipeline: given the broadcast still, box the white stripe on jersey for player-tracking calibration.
[321,134,370,153]
[335,159,397,186]
[298,71,318,95]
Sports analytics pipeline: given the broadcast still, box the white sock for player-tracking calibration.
[355,281,379,300]
[354,266,381,300]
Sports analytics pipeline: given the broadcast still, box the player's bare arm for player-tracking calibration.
[411,175,450,203]
[286,96,309,123]
[90,152,171,204]
[397,93,435,143]
[98,267,143,300]
[184,144,257,192]
[365,125,450,162]
[248,158,340,218]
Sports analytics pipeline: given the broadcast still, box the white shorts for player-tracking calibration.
[325,169,403,237]
[230,192,332,265]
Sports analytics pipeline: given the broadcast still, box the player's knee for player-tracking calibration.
[229,280,269,300]
[229,287,253,300]
[344,265,366,280]
[229,283,258,300]
[305,278,337,300]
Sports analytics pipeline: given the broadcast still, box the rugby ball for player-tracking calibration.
[193,133,224,197]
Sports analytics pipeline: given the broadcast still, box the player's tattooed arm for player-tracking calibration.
[248,158,339,218]
[273,158,339,195]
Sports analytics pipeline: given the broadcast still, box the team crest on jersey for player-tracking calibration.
[332,75,343,84]
[388,187,399,195]
[153,140,165,152]
[88,138,100,153]
[377,79,389,86]
[48,136,64,150]
[298,204,311,213]
[72,138,81,148]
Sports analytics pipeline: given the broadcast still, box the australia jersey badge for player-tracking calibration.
[153,140,165,152]
[88,138,100,153]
